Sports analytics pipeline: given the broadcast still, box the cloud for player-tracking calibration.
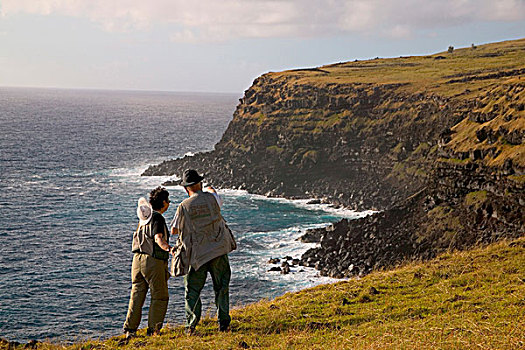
[386,25,413,39]
[1,0,524,41]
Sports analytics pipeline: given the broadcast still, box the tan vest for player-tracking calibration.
[176,191,235,271]
[132,211,169,260]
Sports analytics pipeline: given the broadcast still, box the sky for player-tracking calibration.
[0,0,524,94]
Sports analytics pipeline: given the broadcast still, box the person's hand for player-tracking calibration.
[205,185,217,194]
[170,246,177,255]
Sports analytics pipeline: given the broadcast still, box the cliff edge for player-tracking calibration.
[144,39,525,277]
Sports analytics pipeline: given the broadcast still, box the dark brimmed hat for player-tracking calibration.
[180,169,204,187]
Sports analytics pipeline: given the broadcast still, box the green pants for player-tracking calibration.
[123,253,170,334]
[184,254,231,329]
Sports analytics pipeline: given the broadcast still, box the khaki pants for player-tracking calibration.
[123,253,170,334]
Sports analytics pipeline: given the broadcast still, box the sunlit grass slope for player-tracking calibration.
[276,38,525,98]
[36,237,524,350]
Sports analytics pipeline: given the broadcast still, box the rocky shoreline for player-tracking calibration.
[144,39,525,279]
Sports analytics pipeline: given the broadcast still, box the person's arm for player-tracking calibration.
[155,233,171,252]
[170,206,180,235]
[152,215,172,253]
[205,185,217,194]
[169,206,182,254]
[205,185,223,207]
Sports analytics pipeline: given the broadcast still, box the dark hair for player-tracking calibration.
[149,186,169,210]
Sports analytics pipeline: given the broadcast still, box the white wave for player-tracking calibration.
[163,175,182,188]
[76,163,375,229]
[104,163,373,218]
[288,199,376,218]
[235,258,339,292]
[108,166,145,177]
[21,176,50,186]
[239,224,332,264]
[217,188,375,219]
[232,223,341,291]
[102,164,173,188]
[215,188,250,197]
[264,265,340,290]
[23,181,41,185]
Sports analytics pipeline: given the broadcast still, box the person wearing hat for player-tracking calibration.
[170,169,235,334]
[123,186,173,339]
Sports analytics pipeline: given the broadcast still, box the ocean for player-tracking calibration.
[0,87,370,343]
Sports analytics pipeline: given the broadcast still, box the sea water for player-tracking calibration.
[0,87,370,342]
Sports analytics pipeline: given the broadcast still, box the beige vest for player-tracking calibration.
[176,191,235,271]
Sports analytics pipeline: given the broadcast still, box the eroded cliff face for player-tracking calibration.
[300,78,525,278]
[145,77,465,210]
[144,39,525,277]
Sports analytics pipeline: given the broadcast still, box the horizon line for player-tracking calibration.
[0,84,243,96]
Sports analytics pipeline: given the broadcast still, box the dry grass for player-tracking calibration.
[31,237,525,350]
[272,39,525,99]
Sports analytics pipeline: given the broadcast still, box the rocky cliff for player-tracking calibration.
[144,39,525,277]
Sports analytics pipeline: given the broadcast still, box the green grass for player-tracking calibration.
[270,39,525,98]
[508,174,525,183]
[445,76,525,167]
[33,237,525,350]
[302,150,319,163]
[464,191,488,210]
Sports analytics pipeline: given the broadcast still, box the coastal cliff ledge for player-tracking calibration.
[144,39,525,278]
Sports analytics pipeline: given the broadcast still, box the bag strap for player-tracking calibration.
[204,194,222,223]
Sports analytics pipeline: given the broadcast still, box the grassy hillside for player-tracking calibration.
[275,39,525,98]
[29,237,524,350]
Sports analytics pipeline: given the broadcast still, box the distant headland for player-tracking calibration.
[144,38,524,278]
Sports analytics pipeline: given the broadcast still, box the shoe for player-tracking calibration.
[146,328,160,336]
[118,331,136,345]
[125,331,136,340]
[185,327,196,336]
[219,322,230,332]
